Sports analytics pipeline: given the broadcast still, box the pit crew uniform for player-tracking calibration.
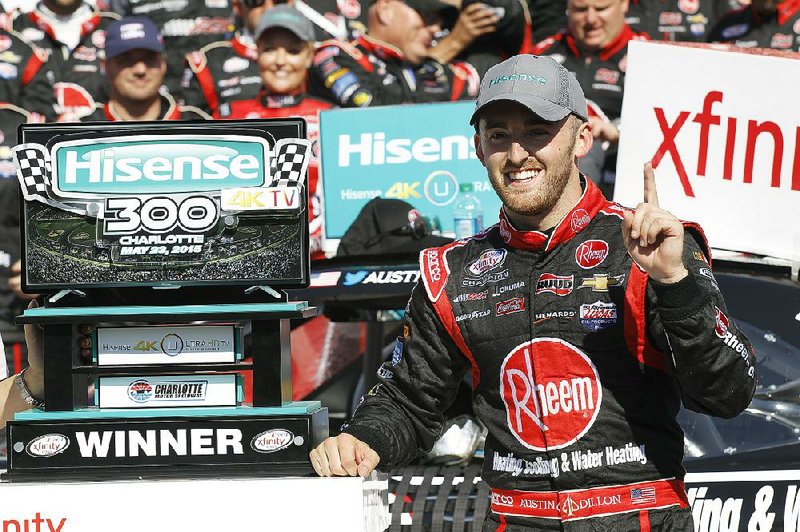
[10,2,119,121]
[706,0,800,51]
[531,25,649,123]
[79,93,211,121]
[217,92,335,259]
[625,0,720,42]
[0,29,55,121]
[179,32,261,117]
[309,34,480,107]
[107,0,233,95]
[342,177,757,530]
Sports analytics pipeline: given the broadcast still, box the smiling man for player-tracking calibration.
[310,54,756,531]
[80,17,209,121]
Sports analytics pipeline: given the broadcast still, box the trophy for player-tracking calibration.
[5,119,327,480]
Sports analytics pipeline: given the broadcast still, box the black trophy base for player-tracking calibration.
[4,405,328,482]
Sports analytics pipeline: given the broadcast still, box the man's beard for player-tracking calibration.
[489,139,576,219]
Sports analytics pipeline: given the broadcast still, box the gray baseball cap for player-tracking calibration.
[255,5,315,43]
[470,54,588,125]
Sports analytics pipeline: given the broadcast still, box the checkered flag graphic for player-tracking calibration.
[13,143,51,202]
[269,138,311,187]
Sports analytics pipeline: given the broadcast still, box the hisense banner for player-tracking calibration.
[616,41,800,262]
[319,102,503,241]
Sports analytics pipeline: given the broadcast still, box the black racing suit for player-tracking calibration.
[0,29,55,120]
[707,1,800,51]
[79,93,210,121]
[10,2,119,121]
[107,0,233,95]
[308,34,480,107]
[178,32,261,116]
[625,0,722,42]
[342,178,757,531]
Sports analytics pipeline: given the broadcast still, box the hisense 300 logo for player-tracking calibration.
[51,135,270,198]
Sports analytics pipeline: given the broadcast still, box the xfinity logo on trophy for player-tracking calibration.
[51,135,270,197]
[25,433,70,458]
[250,429,296,453]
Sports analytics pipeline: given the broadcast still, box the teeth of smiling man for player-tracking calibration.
[508,169,542,181]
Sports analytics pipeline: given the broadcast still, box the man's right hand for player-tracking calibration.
[309,433,380,478]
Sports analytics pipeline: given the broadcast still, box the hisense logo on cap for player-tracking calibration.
[51,135,269,198]
[488,74,546,87]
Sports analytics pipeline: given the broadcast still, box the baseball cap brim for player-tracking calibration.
[106,41,163,59]
[255,6,315,42]
[469,93,572,125]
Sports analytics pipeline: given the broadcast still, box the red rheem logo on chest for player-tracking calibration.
[500,339,602,451]
[575,240,609,269]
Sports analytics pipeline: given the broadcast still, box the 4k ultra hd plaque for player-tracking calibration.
[13,120,312,291]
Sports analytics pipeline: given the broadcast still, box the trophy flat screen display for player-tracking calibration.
[14,120,311,292]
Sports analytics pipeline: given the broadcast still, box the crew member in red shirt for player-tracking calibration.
[218,5,334,259]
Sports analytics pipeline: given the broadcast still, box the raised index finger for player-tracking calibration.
[643,162,659,207]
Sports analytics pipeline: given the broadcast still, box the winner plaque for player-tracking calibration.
[5,119,328,480]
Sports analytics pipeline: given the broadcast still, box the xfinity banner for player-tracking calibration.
[319,102,502,240]
[685,471,800,532]
[616,41,800,262]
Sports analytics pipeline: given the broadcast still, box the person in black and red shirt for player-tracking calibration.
[309,55,756,532]
[10,0,119,121]
[79,17,209,121]
[707,0,800,51]
[308,0,479,107]
[0,28,55,120]
[179,0,278,117]
[219,6,333,258]
[533,0,649,194]
[625,0,723,42]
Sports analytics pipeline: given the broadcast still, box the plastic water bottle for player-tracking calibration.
[452,182,483,239]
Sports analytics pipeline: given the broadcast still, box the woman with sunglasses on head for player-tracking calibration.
[218,5,334,259]
[180,0,281,117]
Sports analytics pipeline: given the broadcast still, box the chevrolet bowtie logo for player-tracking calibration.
[579,274,625,292]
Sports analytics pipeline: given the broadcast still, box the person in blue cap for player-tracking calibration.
[80,16,209,121]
